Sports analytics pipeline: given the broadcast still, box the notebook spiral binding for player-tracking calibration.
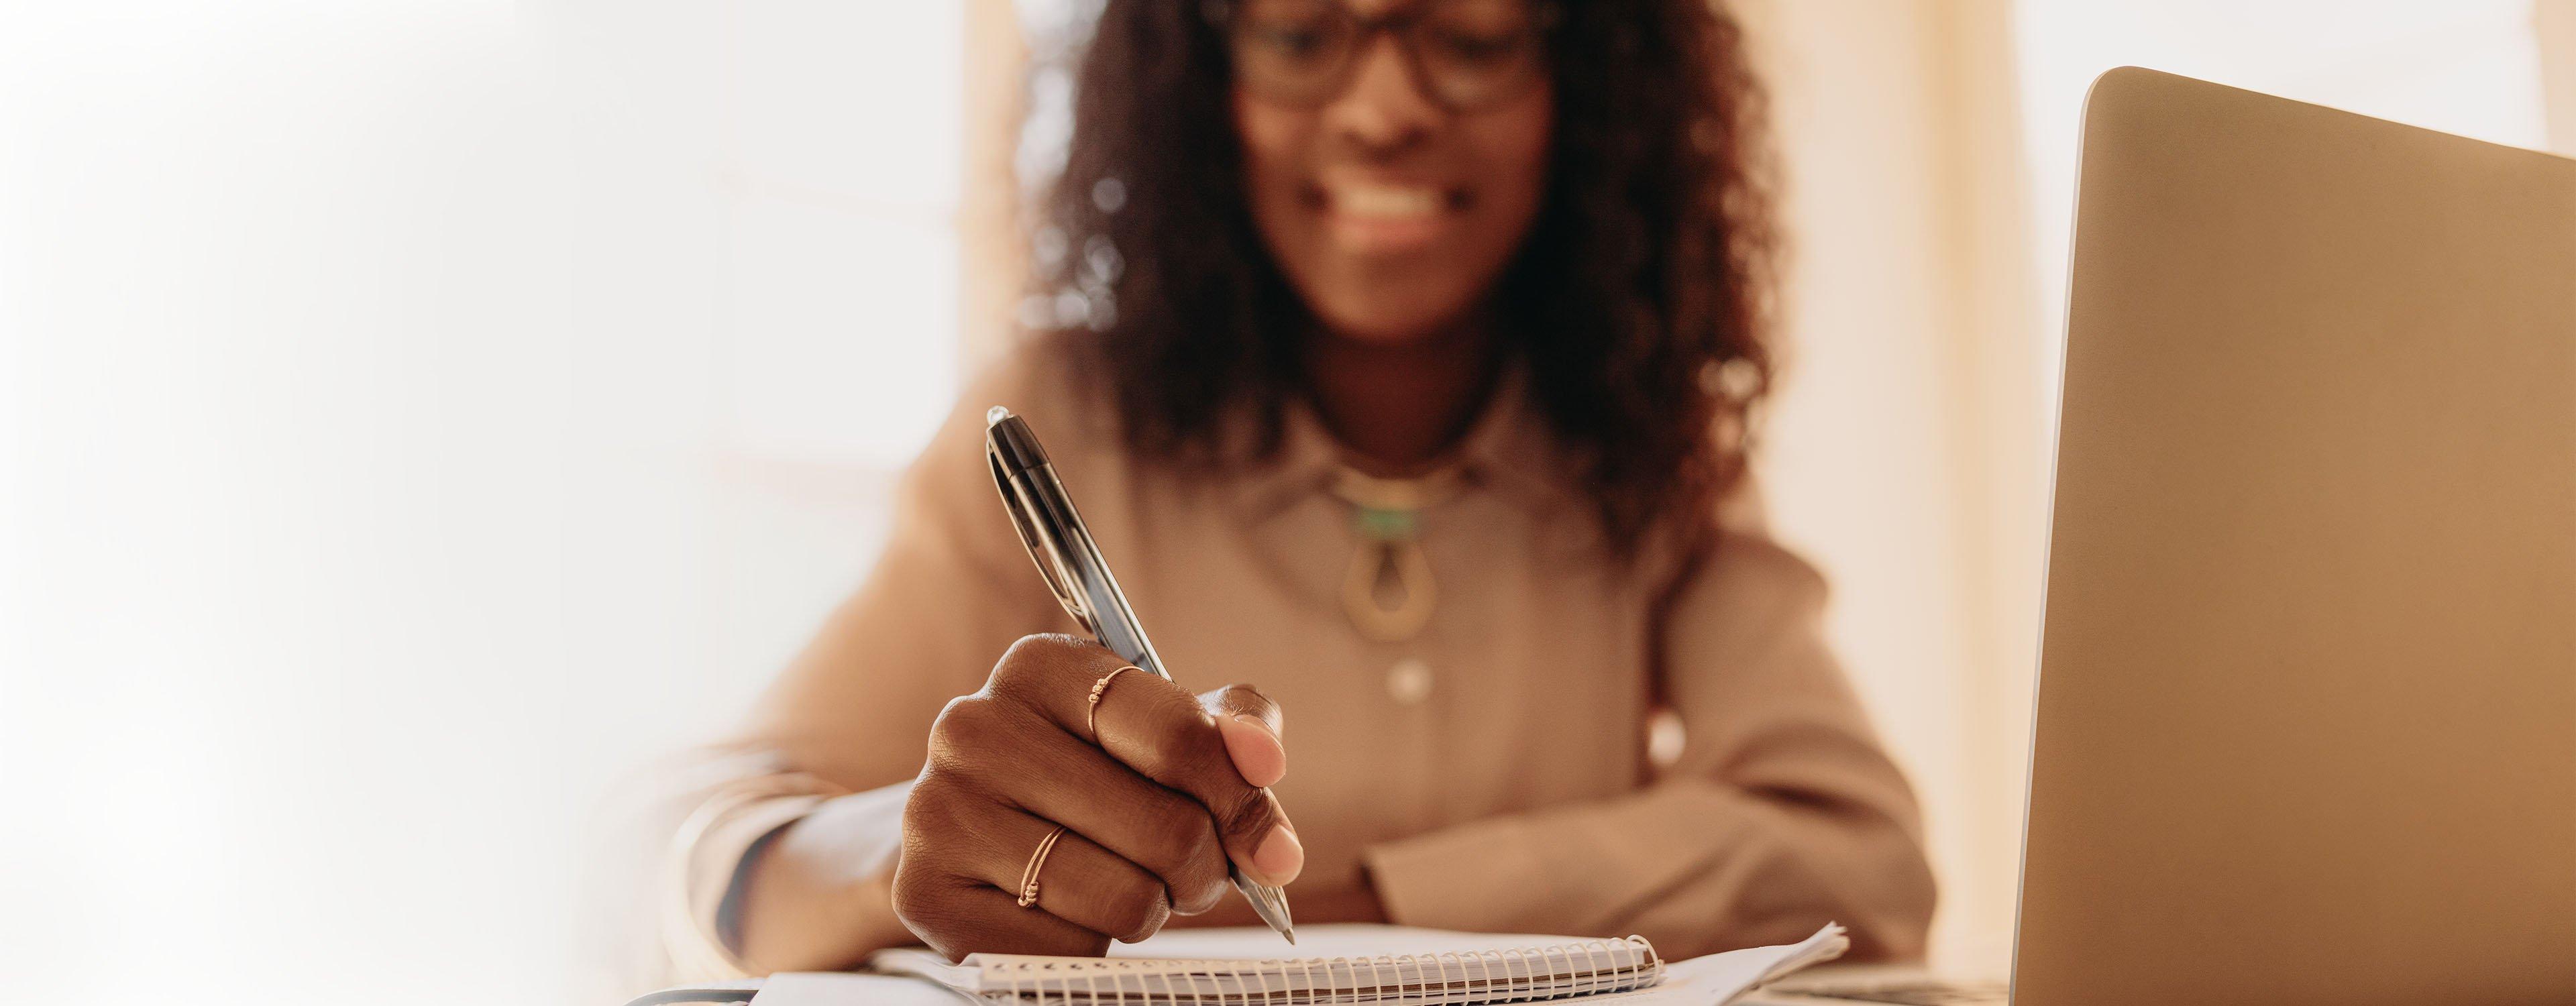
[977,936,1664,1005]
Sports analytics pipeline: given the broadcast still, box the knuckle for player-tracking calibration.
[926,695,1011,773]
[890,859,929,913]
[1106,883,1171,944]
[1168,862,1226,915]
[991,633,1100,709]
[1134,703,1221,780]
[904,780,1018,876]
[892,867,1012,964]
[998,632,1085,677]
[902,778,971,840]
[888,860,953,937]
[1144,797,1219,870]
[900,779,943,828]
[1135,802,1226,912]
[930,693,988,741]
[924,921,981,964]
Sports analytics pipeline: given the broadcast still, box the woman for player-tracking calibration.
[657,0,1934,976]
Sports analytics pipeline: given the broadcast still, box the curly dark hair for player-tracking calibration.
[1031,0,1779,559]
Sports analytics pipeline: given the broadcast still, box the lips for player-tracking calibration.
[1332,182,1443,219]
[1307,180,1466,255]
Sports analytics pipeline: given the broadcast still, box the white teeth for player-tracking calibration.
[1333,184,1440,219]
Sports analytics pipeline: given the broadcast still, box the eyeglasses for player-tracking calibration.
[1208,0,1558,113]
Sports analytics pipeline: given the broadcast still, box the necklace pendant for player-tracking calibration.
[1342,538,1438,643]
[1353,506,1418,542]
[1330,466,1462,644]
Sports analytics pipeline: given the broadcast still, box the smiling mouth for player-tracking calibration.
[1335,183,1442,217]
[1312,180,1466,216]
[1306,181,1469,254]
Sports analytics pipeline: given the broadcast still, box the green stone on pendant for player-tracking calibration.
[1354,506,1418,541]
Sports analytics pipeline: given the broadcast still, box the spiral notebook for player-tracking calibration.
[843,922,1849,1005]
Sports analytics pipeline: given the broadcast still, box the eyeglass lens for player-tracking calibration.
[1226,0,1550,112]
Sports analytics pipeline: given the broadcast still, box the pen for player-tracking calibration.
[983,406,1297,944]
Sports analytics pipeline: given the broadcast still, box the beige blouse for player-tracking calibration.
[655,341,1935,979]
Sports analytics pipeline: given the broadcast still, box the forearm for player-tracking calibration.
[733,783,918,972]
[1360,779,1934,961]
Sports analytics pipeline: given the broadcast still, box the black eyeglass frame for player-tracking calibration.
[1201,0,1564,114]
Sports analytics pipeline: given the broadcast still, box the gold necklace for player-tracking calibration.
[1328,465,1466,643]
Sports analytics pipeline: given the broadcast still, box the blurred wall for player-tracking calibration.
[1729,0,2048,971]
[2542,0,2576,150]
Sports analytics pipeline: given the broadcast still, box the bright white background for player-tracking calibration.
[0,2,2561,1003]
[0,3,964,1001]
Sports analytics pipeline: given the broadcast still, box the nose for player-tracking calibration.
[1320,32,1440,156]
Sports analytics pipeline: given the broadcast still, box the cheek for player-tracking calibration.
[1232,93,1313,239]
[1473,93,1554,243]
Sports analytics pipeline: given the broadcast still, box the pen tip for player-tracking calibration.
[1285,930,1296,945]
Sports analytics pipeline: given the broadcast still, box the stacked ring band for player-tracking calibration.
[1016,826,1066,909]
[1086,665,1142,742]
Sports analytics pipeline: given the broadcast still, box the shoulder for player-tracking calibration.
[1703,528,1829,614]
[1659,476,1832,638]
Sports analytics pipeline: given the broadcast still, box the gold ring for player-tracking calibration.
[1086,665,1141,742]
[1016,826,1066,909]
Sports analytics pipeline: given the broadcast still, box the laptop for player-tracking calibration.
[1764,67,2576,1005]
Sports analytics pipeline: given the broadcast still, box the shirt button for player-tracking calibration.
[1386,657,1433,705]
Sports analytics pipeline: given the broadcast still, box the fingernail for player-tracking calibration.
[1230,712,1276,738]
[1252,823,1304,885]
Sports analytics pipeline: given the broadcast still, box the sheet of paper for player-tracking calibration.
[1582,925,1850,1005]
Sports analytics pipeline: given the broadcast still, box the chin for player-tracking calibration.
[1306,286,1481,347]
[1316,316,1448,345]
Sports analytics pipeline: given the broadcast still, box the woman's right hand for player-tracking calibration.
[892,634,1302,961]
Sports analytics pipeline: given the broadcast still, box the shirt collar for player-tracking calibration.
[1230,365,1580,522]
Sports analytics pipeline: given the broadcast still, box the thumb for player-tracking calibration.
[1196,684,1301,887]
[1201,684,1286,789]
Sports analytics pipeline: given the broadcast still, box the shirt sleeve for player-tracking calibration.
[1360,527,1939,962]
[645,353,1077,981]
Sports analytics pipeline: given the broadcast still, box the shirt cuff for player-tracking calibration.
[663,784,837,979]
[1360,814,1563,934]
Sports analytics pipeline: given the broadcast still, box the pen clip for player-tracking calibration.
[987,412,1097,632]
